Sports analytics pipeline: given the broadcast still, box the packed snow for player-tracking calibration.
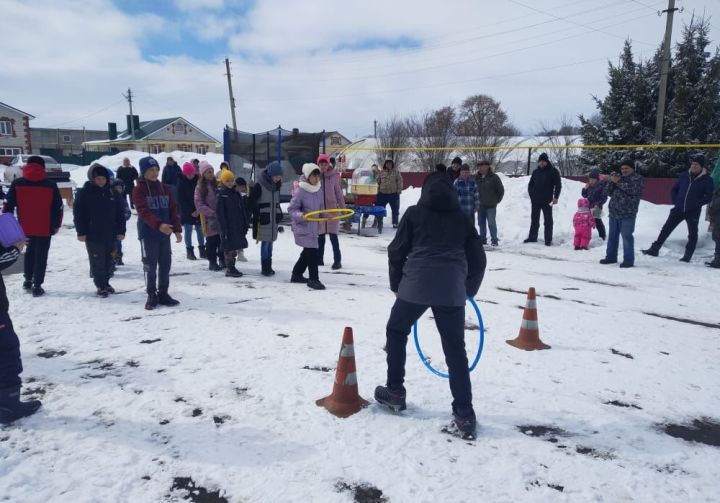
[1,160,718,502]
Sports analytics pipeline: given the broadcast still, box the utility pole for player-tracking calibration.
[655,0,679,142]
[373,119,377,138]
[122,88,135,140]
[225,58,238,133]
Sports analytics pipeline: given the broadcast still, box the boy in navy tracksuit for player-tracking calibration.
[132,156,182,310]
[0,241,42,424]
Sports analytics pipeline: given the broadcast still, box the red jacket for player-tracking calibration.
[3,163,64,237]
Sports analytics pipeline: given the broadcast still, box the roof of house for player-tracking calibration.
[0,101,36,119]
[116,117,219,143]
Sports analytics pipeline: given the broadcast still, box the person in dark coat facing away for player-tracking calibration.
[375,172,487,439]
[0,240,42,424]
[133,156,182,310]
[73,164,127,297]
[2,155,64,297]
[161,156,182,201]
[177,162,204,261]
[524,152,562,246]
[216,170,249,278]
[115,157,139,209]
[642,155,715,263]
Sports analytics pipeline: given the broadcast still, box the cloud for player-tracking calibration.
[174,0,225,11]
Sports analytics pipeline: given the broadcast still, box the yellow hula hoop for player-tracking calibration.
[304,208,356,222]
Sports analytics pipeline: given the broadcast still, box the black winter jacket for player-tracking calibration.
[116,165,138,194]
[73,182,126,242]
[388,172,486,307]
[0,244,21,317]
[161,163,182,186]
[528,162,562,205]
[216,186,249,251]
[177,175,200,225]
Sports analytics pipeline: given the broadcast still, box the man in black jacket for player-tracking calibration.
[375,172,486,439]
[115,157,138,209]
[524,152,562,246]
[0,240,42,424]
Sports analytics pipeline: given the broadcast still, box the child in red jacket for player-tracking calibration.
[573,198,596,250]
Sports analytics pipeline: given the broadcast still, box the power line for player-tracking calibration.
[45,98,126,128]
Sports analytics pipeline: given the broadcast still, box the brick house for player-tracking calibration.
[0,101,34,164]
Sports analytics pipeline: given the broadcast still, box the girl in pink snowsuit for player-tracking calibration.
[573,198,595,250]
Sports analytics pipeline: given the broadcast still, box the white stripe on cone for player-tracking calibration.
[526,299,537,309]
[521,319,539,331]
[340,372,358,386]
[340,344,355,357]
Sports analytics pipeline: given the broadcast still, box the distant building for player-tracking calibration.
[0,101,34,163]
[31,127,108,158]
[84,115,221,154]
[324,131,351,150]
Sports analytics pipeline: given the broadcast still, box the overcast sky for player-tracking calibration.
[4,0,719,140]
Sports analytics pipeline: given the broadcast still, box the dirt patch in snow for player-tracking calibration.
[660,418,720,447]
[643,312,720,330]
[170,477,229,503]
[335,481,388,503]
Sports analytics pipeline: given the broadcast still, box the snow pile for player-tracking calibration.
[0,166,718,501]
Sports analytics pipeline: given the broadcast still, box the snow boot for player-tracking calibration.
[96,287,109,298]
[706,255,720,268]
[452,408,478,440]
[105,284,116,294]
[261,259,275,276]
[619,262,634,268]
[307,279,326,290]
[186,247,197,260]
[679,253,692,263]
[22,280,32,292]
[491,239,499,247]
[208,261,223,272]
[145,292,159,310]
[0,386,42,425]
[479,237,488,246]
[523,238,537,243]
[158,291,180,307]
[198,245,207,259]
[374,385,406,412]
[225,258,243,278]
[642,243,660,257]
[290,274,308,284]
[331,262,342,270]
[599,258,617,265]
[377,216,384,234]
[31,286,45,297]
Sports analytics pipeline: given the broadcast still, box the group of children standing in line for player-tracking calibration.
[72,153,347,309]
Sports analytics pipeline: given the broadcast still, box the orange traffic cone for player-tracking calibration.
[506,287,550,351]
[316,327,369,418]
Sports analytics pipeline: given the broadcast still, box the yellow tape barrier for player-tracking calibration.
[342,144,720,152]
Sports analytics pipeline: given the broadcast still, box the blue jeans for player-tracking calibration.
[261,241,273,260]
[183,223,205,248]
[478,207,498,243]
[377,193,400,225]
[606,216,636,264]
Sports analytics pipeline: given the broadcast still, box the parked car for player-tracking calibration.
[3,154,69,183]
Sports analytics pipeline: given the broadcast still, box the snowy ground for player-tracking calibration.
[1,172,718,502]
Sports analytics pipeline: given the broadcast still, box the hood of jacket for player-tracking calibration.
[418,172,460,212]
[22,163,47,182]
[259,169,281,192]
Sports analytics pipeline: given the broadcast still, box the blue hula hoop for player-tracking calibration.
[413,297,484,379]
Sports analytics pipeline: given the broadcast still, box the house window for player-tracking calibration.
[172,123,188,135]
[62,134,72,143]
[0,147,21,156]
[150,144,163,154]
[177,144,191,152]
[330,136,341,146]
[195,145,208,155]
[0,121,12,136]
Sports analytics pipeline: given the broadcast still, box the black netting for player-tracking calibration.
[224,127,324,200]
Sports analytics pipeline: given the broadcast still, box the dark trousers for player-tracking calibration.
[385,298,472,414]
[140,238,172,294]
[0,313,22,389]
[205,235,222,266]
[24,236,51,287]
[126,192,134,209]
[292,247,319,281]
[528,203,553,243]
[86,240,114,289]
[655,208,701,258]
[377,193,400,225]
[318,233,341,265]
[594,218,606,240]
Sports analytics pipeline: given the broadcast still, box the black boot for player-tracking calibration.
[377,216,384,234]
[158,291,180,306]
[225,258,243,278]
[145,292,158,310]
[452,407,478,440]
[261,259,275,277]
[307,279,326,290]
[186,247,197,260]
[198,245,207,259]
[22,280,32,291]
[706,255,720,268]
[0,386,42,425]
[679,253,692,263]
[374,385,406,412]
[115,252,124,266]
[290,274,308,284]
[642,243,660,257]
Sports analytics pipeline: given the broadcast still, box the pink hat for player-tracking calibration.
[198,160,214,176]
[317,153,330,165]
[182,162,196,176]
[577,197,590,208]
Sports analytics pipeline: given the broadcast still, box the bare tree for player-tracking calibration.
[456,94,518,166]
[536,115,582,175]
[404,106,456,171]
[375,115,410,168]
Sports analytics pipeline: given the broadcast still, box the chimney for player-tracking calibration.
[108,122,117,140]
[126,115,140,138]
